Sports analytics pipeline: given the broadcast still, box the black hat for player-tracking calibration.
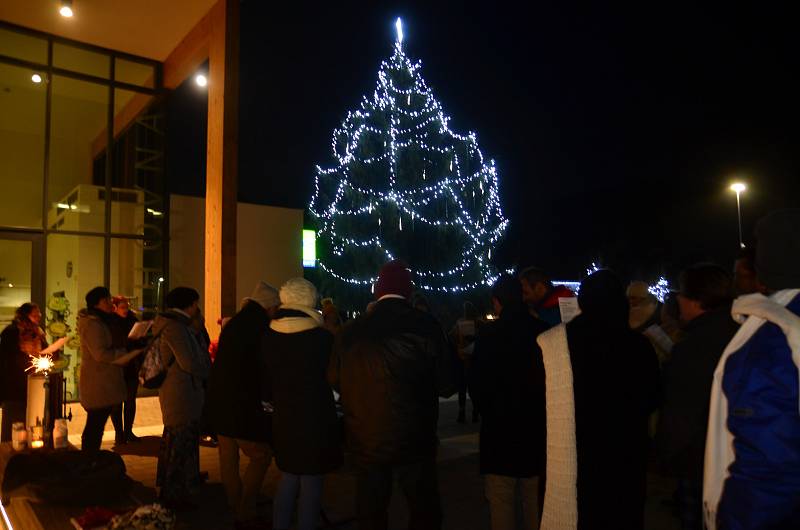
[755,209,800,290]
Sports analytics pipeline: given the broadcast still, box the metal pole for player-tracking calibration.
[736,191,744,248]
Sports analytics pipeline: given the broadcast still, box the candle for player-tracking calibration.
[30,440,44,449]
[12,422,27,451]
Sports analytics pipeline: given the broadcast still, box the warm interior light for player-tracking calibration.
[31,73,42,83]
[730,182,746,193]
[195,74,208,87]
[59,0,73,17]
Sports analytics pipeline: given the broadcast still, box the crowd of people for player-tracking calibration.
[1,209,799,530]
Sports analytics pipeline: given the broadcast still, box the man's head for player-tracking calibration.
[491,274,523,316]
[733,247,764,296]
[86,286,113,313]
[165,287,201,318]
[112,295,130,318]
[374,260,413,300]
[519,266,552,306]
[677,264,732,323]
[626,281,656,308]
[754,209,800,292]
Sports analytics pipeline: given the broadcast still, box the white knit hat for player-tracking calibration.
[243,281,280,310]
[279,278,318,309]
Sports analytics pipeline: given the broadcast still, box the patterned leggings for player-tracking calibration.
[157,421,201,503]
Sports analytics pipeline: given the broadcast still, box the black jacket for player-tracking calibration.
[657,306,738,479]
[567,314,661,530]
[205,301,272,443]
[328,298,455,467]
[470,305,549,477]
[263,309,342,474]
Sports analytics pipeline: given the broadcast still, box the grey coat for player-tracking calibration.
[78,309,127,410]
[153,311,210,427]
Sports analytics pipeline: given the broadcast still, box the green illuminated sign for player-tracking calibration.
[303,230,316,267]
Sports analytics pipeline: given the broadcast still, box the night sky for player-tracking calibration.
[168,2,800,283]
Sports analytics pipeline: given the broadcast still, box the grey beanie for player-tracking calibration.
[243,281,280,310]
[755,209,800,290]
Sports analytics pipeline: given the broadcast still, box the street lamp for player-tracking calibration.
[730,182,746,248]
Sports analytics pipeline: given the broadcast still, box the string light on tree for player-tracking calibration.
[309,18,508,294]
[648,276,670,303]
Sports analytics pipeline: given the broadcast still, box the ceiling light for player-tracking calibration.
[31,73,42,83]
[59,0,74,17]
[195,74,207,87]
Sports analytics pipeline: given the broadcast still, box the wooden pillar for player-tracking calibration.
[204,0,239,338]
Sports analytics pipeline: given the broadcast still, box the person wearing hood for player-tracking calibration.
[262,278,342,530]
[519,266,576,327]
[469,275,549,530]
[328,260,455,530]
[704,210,800,530]
[206,281,280,528]
[154,287,210,510]
[537,270,660,530]
[77,286,134,453]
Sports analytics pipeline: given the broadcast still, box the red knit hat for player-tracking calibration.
[374,260,413,300]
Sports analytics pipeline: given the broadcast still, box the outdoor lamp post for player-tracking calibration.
[730,182,746,248]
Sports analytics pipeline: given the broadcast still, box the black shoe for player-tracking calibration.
[457,410,466,423]
[114,434,126,446]
[125,432,142,443]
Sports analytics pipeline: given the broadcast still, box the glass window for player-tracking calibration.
[110,237,163,312]
[53,42,110,79]
[0,238,33,328]
[48,76,108,232]
[0,63,46,229]
[0,27,48,64]
[111,89,165,235]
[115,58,155,88]
[46,233,105,402]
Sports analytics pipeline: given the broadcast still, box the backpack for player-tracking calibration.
[138,332,174,389]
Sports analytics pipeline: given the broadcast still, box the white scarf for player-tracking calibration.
[537,324,579,530]
[269,304,324,334]
[703,289,800,530]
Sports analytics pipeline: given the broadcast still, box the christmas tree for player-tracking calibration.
[309,19,508,304]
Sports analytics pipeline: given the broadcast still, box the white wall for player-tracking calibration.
[169,194,303,315]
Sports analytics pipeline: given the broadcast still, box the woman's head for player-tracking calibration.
[15,303,41,325]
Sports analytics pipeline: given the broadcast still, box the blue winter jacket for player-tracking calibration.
[717,294,800,529]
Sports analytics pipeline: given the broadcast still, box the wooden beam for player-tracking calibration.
[204,0,239,338]
[162,6,212,90]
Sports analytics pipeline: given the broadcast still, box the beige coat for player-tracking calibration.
[77,310,127,410]
[153,311,210,427]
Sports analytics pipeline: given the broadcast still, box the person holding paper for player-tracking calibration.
[77,287,131,454]
[110,295,143,445]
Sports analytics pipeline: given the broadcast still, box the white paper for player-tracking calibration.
[128,321,153,340]
[558,297,581,323]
